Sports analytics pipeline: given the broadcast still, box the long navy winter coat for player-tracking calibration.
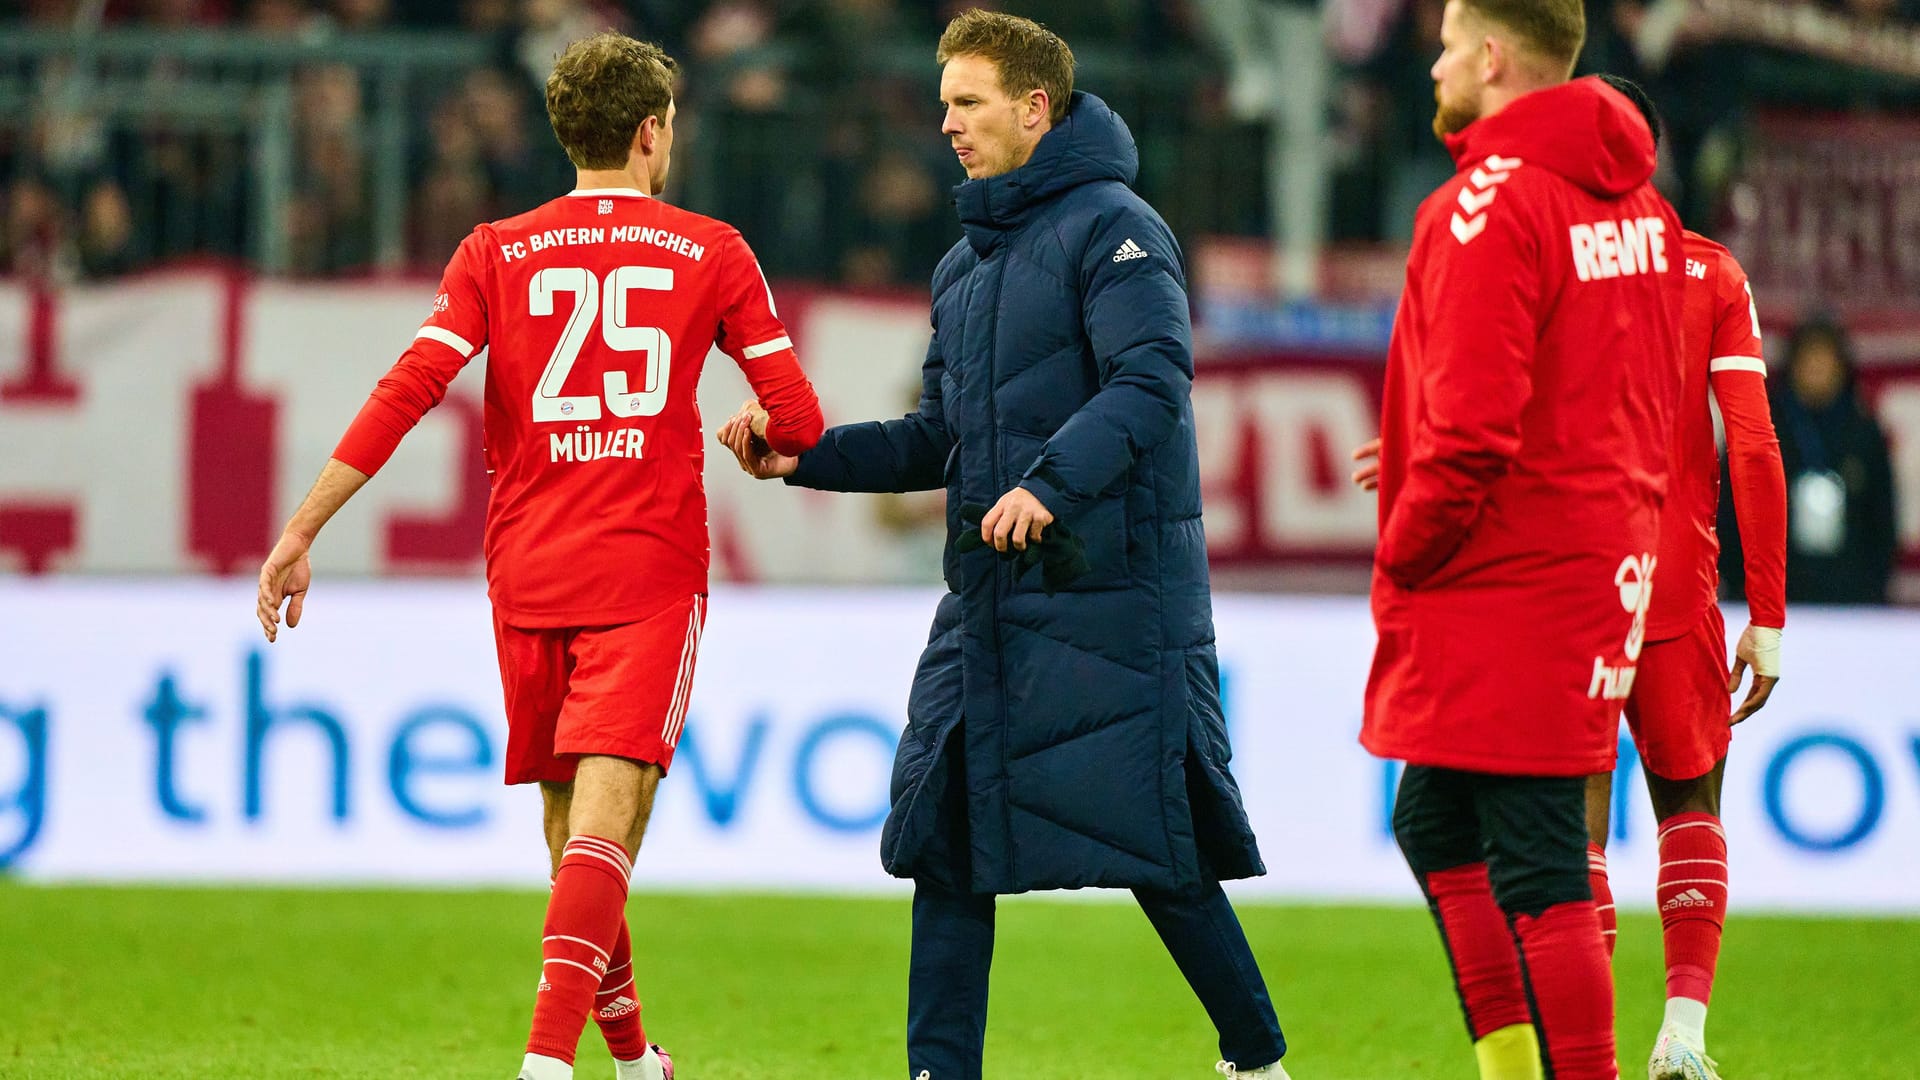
[788,92,1263,894]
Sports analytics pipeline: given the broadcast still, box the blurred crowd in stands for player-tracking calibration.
[1,0,1229,283]
[7,0,1917,281]
[1329,0,1920,241]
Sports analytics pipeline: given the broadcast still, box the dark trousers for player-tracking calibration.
[904,748,1285,1078]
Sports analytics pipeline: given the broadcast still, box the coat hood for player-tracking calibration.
[1445,76,1655,198]
[954,91,1138,252]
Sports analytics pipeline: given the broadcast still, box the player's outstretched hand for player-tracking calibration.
[1351,437,1382,491]
[256,530,313,643]
[980,486,1054,552]
[1728,623,1781,724]
[717,399,798,480]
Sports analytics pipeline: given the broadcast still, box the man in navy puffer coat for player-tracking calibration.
[718,12,1289,1079]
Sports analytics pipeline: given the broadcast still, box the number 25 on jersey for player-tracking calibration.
[529,265,674,422]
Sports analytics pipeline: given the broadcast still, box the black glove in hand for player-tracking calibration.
[953,502,1092,596]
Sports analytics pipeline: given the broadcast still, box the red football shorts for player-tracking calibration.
[492,594,708,785]
[1623,603,1732,781]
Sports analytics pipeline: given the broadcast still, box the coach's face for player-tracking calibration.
[1430,0,1486,138]
[940,54,1047,180]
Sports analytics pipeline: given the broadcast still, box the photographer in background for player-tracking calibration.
[1725,315,1897,605]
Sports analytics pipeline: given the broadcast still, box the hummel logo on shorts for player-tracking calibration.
[1112,238,1148,262]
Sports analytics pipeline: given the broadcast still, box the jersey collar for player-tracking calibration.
[568,188,651,198]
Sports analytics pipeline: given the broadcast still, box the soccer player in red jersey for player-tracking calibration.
[253,34,823,1080]
[1586,75,1787,1080]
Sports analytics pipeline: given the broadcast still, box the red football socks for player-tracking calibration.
[1424,863,1531,1037]
[1587,842,1617,957]
[594,917,648,1060]
[527,835,634,1064]
[1511,900,1616,1079]
[1656,812,1728,1005]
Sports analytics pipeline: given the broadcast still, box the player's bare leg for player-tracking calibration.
[522,758,671,1080]
[1583,774,1617,955]
[1643,760,1729,1080]
[1645,760,1723,821]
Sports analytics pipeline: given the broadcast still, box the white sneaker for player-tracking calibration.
[1649,1026,1721,1080]
[1216,1060,1290,1078]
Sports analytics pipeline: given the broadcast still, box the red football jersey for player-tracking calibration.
[334,188,823,627]
[1646,231,1787,640]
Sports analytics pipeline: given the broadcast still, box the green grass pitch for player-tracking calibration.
[1,884,1914,1078]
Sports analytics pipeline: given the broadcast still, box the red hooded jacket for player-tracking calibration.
[1362,78,1686,777]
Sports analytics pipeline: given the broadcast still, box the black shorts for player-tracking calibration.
[1392,765,1591,918]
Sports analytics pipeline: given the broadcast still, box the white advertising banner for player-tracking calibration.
[0,580,1914,912]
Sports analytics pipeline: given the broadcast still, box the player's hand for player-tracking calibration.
[726,398,771,439]
[981,486,1054,552]
[256,530,313,643]
[1728,623,1781,724]
[1351,437,1381,491]
[717,400,797,480]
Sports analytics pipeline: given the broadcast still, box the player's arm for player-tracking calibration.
[1713,367,1785,719]
[256,232,489,641]
[1376,190,1540,589]
[747,330,953,492]
[711,232,823,458]
[256,459,368,642]
[968,212,1191,551]
[733,244,956,494]
[1706,267,1786,718]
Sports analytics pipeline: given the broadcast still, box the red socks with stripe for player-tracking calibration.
[1657,812,1728,1005]
[594,918,649,1060]
[1422,863,1532,1037]
[528,836,634,1064]
[1587,842,1617,956]
[1510,900,1616,1079]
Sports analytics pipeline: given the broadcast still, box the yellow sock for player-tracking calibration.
[1473,1023,1543,1080]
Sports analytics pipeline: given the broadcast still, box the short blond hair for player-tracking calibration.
[1462,0,1586,75]
[937,9,1075,125]
[545,33,676,170]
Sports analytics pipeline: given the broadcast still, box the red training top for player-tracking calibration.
[1364,78,1686,777]
[333,188,823,627]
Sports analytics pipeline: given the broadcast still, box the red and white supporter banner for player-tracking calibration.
[9,271,1920,585]
[0,272,1387,583]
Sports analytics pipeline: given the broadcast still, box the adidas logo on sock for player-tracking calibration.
[1111,238,1148,262]
[1661,888,1713,912]
[598,995,638,1019]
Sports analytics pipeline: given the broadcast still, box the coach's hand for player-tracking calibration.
[257,530,313,643]
[981,486,1054,552]
[1728,623,1781,724]
[1351,437,1381,491]
[717,400,798,480]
